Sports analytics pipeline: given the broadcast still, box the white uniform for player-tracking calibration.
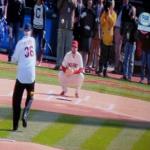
[58,51,84,93]
[11,36,36,83]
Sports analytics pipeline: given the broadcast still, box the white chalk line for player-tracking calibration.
[45,90,54,101]
[73,95,90,105]
[95,104,148,122]
[0,138,15,142]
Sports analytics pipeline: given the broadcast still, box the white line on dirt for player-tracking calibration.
[0,138,15,142]
[73,96,90,105]
[83,96,90,102]
[95,105,147,122]
[7,91,13,97]
[74,98,82,105]
[45,90,54,101]
[107,104,115,111]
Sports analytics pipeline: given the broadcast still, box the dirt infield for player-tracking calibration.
[0,140,62,150]
[0,78,150,150]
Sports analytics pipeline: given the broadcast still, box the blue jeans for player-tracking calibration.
[140,51,150,82]
[33,28,45,62]
[123,42,136,79]
[56,28,73,67]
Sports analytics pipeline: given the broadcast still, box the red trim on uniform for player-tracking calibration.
[74,68,84,74]
[61,65,67,72]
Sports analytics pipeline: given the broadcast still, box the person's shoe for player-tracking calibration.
[54,65,60,70]
[12,125,18,131]
[22,118,27,128]
[96,70,102,76]
[128,77,132,82]
[60,91,66,96]
[139,79,144,84]
[37,61,41,66]
[103,69,108,77]
[8,56,12,62]
[111,70,118,74]
[75,92,79,98]
[122,75,127,80]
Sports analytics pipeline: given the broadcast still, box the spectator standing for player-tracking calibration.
[0,0,7,18]
[113,0,128,74]
[97,0,116,77]
[138,31,150,85]
[122,6,138,81]
[0,0,8,45]
[55,0,77,70]
[73,0,84,42]
[120,0,132,38]
[32,0,46,65]
[58,40,84,98]
[87,0,104,73]
[7,0,25,61]
[25,0,36,8]
[11,23,36,131]
[79,0,96,67]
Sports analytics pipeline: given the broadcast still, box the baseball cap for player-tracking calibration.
[24,23,32,32]
[72,40,78,48]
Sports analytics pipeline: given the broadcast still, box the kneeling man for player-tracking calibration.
[58,40,84,98]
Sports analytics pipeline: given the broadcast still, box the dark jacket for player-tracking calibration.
[57,0,77,30]
[80,7,96,38]
[73,3,84,40]
[120,3,132,35]
[124,18,138,43]
[138,32,150,52]
[0,0,7,18]
[6,0,25,26]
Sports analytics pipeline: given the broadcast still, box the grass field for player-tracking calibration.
[0,61,150,150]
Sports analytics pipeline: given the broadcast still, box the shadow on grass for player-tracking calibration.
[1,107,150,131]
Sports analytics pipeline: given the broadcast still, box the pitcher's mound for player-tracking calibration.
[0,140,62,150]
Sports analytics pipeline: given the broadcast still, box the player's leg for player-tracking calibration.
[22,82,35,128]
[12,79,24,131]
[73,74,84,98]
[58,71,68,95]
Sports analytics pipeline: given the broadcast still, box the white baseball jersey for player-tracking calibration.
[33,4,44,29]
[11,36,36,84]
[62,51,83,70]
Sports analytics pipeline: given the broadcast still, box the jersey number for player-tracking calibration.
[25,46,34,58]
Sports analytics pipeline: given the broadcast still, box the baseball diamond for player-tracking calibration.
[0,78,150,150]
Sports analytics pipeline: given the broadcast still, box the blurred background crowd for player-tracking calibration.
[0,0,150,84]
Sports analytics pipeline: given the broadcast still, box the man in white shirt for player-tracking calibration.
[11,23,36,131]
[58,40,84,98]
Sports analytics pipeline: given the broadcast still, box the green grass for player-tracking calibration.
[81,121,124,150]
[0,119,12,137]
[132,129,150,150]
[0,107,150,150]
[32,115,81,146]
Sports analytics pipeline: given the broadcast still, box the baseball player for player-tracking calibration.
[11,23,36,131]
[58,40,84,98]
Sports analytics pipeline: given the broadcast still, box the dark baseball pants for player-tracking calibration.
[12,79,35,129]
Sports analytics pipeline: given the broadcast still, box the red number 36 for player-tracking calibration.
[25,46,34,57]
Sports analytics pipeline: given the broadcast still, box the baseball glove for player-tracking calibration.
[65,68,74,76]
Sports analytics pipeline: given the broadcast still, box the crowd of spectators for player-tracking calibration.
[0,0,150,85]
